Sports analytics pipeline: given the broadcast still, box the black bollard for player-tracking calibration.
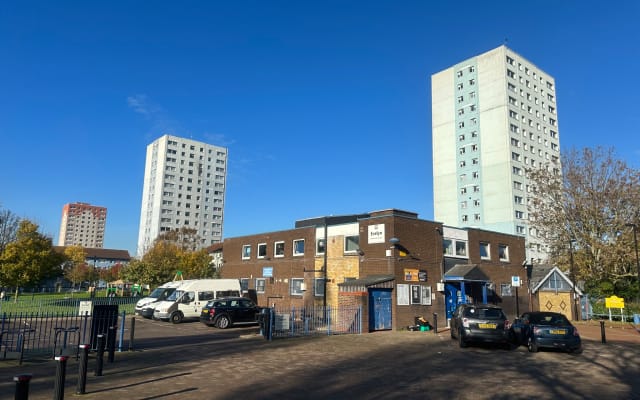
[107,326,116,363]
[13,374,32,400]
[600,320,606,344]
[129,318,135,351]
[433,313,438,335]
[77,344,90,394]
[95,334,105,377]
[53,356,68,400]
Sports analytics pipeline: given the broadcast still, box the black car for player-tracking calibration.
[511,311,582,353]
[450,304,511,348]
[200,297,261,329]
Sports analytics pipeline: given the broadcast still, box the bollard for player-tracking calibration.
[129,317,135,351]
[432,313,438,335]
[77,344,90,394]
[95,334,105,377]
[13,374,32,400]
[107,326,116,363]
[53,356,68,400]
[600,320,606,344]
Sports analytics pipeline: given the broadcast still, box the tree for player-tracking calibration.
[527,146,640,298]
[0,220,64,300]
[0,207,20,254]
[180,249,218,279]
[157,227,200,251]
[63,246,87,289]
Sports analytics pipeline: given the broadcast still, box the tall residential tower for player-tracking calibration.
[137,134,228,256]
[58,202,107,248]
[431,45,561,263]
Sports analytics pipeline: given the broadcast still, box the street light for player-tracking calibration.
[625,223,640,302]
[569,240,579,321]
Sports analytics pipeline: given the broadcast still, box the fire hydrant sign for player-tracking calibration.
[605,296,625,309]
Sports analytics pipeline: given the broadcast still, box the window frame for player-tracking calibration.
[498,244,510,261]
[255,278,266,294]
[290,278,304,296]
[257,243,267,259]
[293,239,305,256]
[314,278,325,297]
[274,241,285,258]
[241,245,251,260]
[479,242,490,260]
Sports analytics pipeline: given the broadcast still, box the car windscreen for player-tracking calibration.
[149,287,176,300]
[529,314,569,326]
[464,307,505,319]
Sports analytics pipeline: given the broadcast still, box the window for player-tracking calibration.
[498,245,509,261]
[290,278,304,296]
[314,278,325,297]
[293,239,305,256]
[443,239,453,255]
[316,238,326,255]
[543,271,568,290]
[455,241,467,257]
[344,235,359,253]
[242,245,251,260]
[258,243,267,258]
[515,210,524,219]
[480,242,490,259]
[240,278,249,292]
[501,284,512,296]
[255,278,266,293]
[274,241,285,257]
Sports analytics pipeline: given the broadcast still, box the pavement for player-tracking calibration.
[0,318,638,400]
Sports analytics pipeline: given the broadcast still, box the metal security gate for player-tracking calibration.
[369,289,392,331]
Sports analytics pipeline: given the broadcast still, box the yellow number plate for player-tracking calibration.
[549,329,566,335]
[478,323,497,329]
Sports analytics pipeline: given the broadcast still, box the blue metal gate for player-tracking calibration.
[369,289,392,331]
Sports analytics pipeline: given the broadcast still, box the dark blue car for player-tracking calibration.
[511,311,582,353]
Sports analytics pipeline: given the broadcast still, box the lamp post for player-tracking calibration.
[569,240,579,321]
[625,223,640,302]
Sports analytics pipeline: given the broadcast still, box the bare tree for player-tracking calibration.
[527,147,640,296]
[0,207,20,254]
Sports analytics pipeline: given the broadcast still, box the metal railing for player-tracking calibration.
[265,305,362,339]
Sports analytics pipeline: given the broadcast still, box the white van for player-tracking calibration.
[153,279,242,323]
[135,280,185,318]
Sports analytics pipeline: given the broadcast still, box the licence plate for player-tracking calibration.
[478,323,497,329]
[549,329,566,335]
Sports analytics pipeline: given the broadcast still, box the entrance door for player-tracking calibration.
[444,283,459,320]
[369,289,392,331]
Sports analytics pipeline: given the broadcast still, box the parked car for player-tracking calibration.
[450,304,511,348]
[510,311,582,353]
[200,297,261,329]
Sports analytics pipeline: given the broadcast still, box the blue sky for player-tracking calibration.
[1,1,639,256]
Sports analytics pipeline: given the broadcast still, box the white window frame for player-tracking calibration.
[499,245,509,261]
[255,278,266,294]
[274,241,285,258]
[257,243,267,259]
[480,242,490,260]
[290,278,304,296]
[242,245,251,260]
[344,235,359,254]
[293,239,305,256]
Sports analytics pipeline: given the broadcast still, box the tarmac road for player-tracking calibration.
[0,317,638,400]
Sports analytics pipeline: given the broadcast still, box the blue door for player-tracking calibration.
[445,283,461,320]
[369,289,392,331]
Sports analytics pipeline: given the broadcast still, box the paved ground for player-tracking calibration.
[0,318,638,400]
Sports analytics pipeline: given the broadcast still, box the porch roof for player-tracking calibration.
[444,264,490,282]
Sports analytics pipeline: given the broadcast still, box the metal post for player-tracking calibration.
[13,374,32,400]
[515,286,520,317]
[94,334,105,376]
[53,355,68,400]
[569,240,579,321]
[600,320,606,344]
[129,317,136,351]
[118,312,126,352]
[77,344,89,394]
[107,326,116,363]
[432,313,438,334]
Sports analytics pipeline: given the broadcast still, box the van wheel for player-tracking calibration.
[170,312,184,324]
[216,315,231,329]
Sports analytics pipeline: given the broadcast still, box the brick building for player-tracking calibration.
[220,209,527,332]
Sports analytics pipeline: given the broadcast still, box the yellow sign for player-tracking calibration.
[605,295,625,309]
[404,269,419,282]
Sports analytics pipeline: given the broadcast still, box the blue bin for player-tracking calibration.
[634,314,640,325]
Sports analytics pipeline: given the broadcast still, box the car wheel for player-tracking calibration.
[450,328,455,339]
[527,338,538,353]
[458,329,467,348]
[216,315,231,329]
[170,312,184,324]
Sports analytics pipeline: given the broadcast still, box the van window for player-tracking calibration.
[199,291,214,301]
[216,290,240,298]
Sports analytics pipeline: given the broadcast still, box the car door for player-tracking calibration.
[237,299,257,323]
[512,313,530,344]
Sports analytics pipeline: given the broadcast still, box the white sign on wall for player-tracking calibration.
[368,224,385,244]
[511,276,521,287]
